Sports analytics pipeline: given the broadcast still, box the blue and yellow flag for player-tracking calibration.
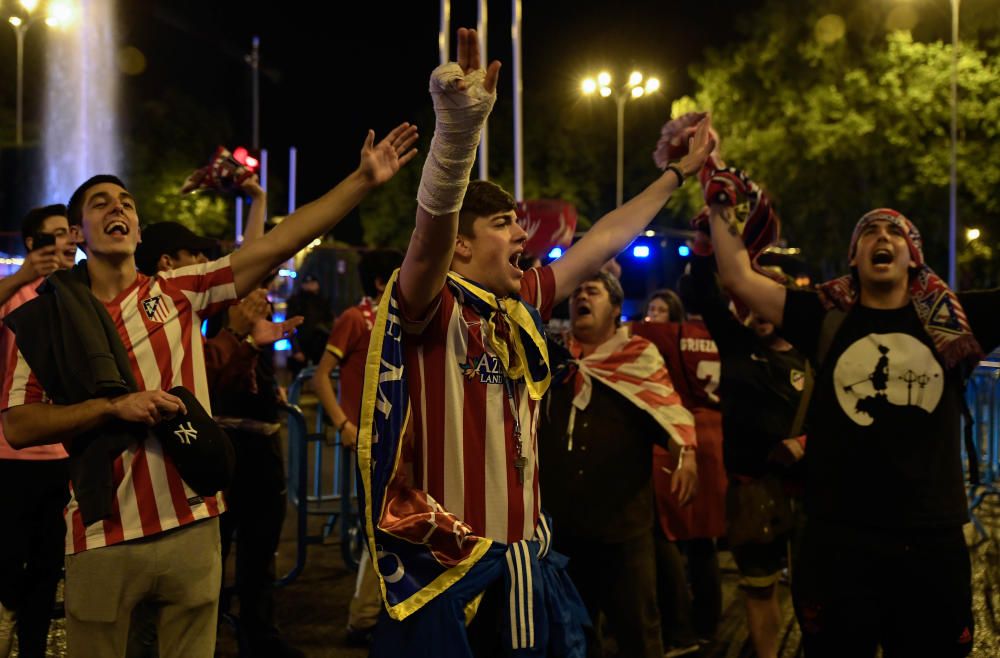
[357,269,551,622]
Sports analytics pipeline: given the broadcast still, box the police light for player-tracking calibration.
[548,247,563,259]
[632,245,651,258]
[677,245,691,257]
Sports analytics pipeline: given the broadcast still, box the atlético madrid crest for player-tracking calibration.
[141,295,169,323]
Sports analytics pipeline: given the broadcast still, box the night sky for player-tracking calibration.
[117,0,764,219]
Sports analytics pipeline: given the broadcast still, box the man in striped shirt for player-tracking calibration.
[0,205,78,658]
[377,27,716,655]
[0,122,417,658]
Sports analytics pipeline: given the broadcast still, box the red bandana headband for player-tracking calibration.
[817,208,982,370]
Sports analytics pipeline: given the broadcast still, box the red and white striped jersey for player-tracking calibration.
[402,267,555,545]
[0,277,68,460]
[1,257,237,554]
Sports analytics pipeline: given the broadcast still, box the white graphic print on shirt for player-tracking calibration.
[833,332,944,427]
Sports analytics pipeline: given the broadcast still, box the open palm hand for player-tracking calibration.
[358,123,420,186]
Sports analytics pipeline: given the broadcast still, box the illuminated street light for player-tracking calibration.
[580,67,663,207]
[966,227,980,242]
[5,0,75,146]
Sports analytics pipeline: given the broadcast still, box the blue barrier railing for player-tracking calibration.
[964,353,1000,541]
[277,366,362,587]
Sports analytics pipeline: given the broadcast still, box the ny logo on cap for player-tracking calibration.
[174,422,198,445]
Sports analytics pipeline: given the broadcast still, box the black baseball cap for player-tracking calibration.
[135,222,218,275]
[153,386,235,497]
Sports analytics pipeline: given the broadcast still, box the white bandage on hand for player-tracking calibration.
[416,63,497,217]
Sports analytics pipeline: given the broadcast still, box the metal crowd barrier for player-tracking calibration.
[277,366,363,587]
[964,353,1000,541]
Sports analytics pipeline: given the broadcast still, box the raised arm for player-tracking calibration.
[708,203,786,326]
[0,247,61,308]
[230,125,418,297]
[399,28,501,318]
[239,175,268,247]
[549,118,716,305]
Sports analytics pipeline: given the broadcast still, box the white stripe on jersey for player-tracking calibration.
[121,285,160,390]
[483,378,508,541]
[6,349,34,407]
[518,383,537,540]
[117,446,143,543]
[144,438,180,531]
[441,310,467,521]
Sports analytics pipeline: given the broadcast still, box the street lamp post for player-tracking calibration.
[8,15,34,146]
[5,0,69,146]
[582,70,661,207]
[947,0,960,288]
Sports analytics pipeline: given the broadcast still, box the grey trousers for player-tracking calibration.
[64,518,221,658]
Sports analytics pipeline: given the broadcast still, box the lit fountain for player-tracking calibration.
[42,0,119,206]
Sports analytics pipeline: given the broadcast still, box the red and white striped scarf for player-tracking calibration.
[565,328,696,457]
[817,208,982,370]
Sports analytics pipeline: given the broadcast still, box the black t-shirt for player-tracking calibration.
[782,288,1000,529]
[693,257,808,478]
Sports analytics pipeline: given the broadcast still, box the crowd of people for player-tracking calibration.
[0,23,994,658]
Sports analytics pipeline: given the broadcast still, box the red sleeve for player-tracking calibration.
[157,255,238,318]
[204,330,257,396]
[1,345,47,411]
[325,308,366,360]
[519,266,556,322]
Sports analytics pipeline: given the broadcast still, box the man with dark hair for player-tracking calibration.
[539,272,697,658]
[0,121,417,658]
[0,204,78,658]
[710,172,1000,656]
[312,248,403,645]
[358,28,714,657]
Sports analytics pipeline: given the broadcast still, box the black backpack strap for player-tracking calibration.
[816,308,848,371]
[788,359,813,438]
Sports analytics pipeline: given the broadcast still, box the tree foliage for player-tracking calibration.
[676,0,1000,282]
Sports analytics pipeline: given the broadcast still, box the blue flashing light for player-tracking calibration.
[274,339,291,351]
[677,245,691,257]
[632,245,651,259]
[548,247,563,259]
[278,269,297,278]
[201,320,208,337]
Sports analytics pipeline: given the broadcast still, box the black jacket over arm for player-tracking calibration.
[5,263,145,525]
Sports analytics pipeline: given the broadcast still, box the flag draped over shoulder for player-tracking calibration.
[356,269,551,622]
[561,328,696,456]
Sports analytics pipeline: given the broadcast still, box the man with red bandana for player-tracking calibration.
[710,194,1000,656]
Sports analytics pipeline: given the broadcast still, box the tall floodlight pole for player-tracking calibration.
[477,0,489,180]
[512,0,523,201]
[439,0,450,65]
